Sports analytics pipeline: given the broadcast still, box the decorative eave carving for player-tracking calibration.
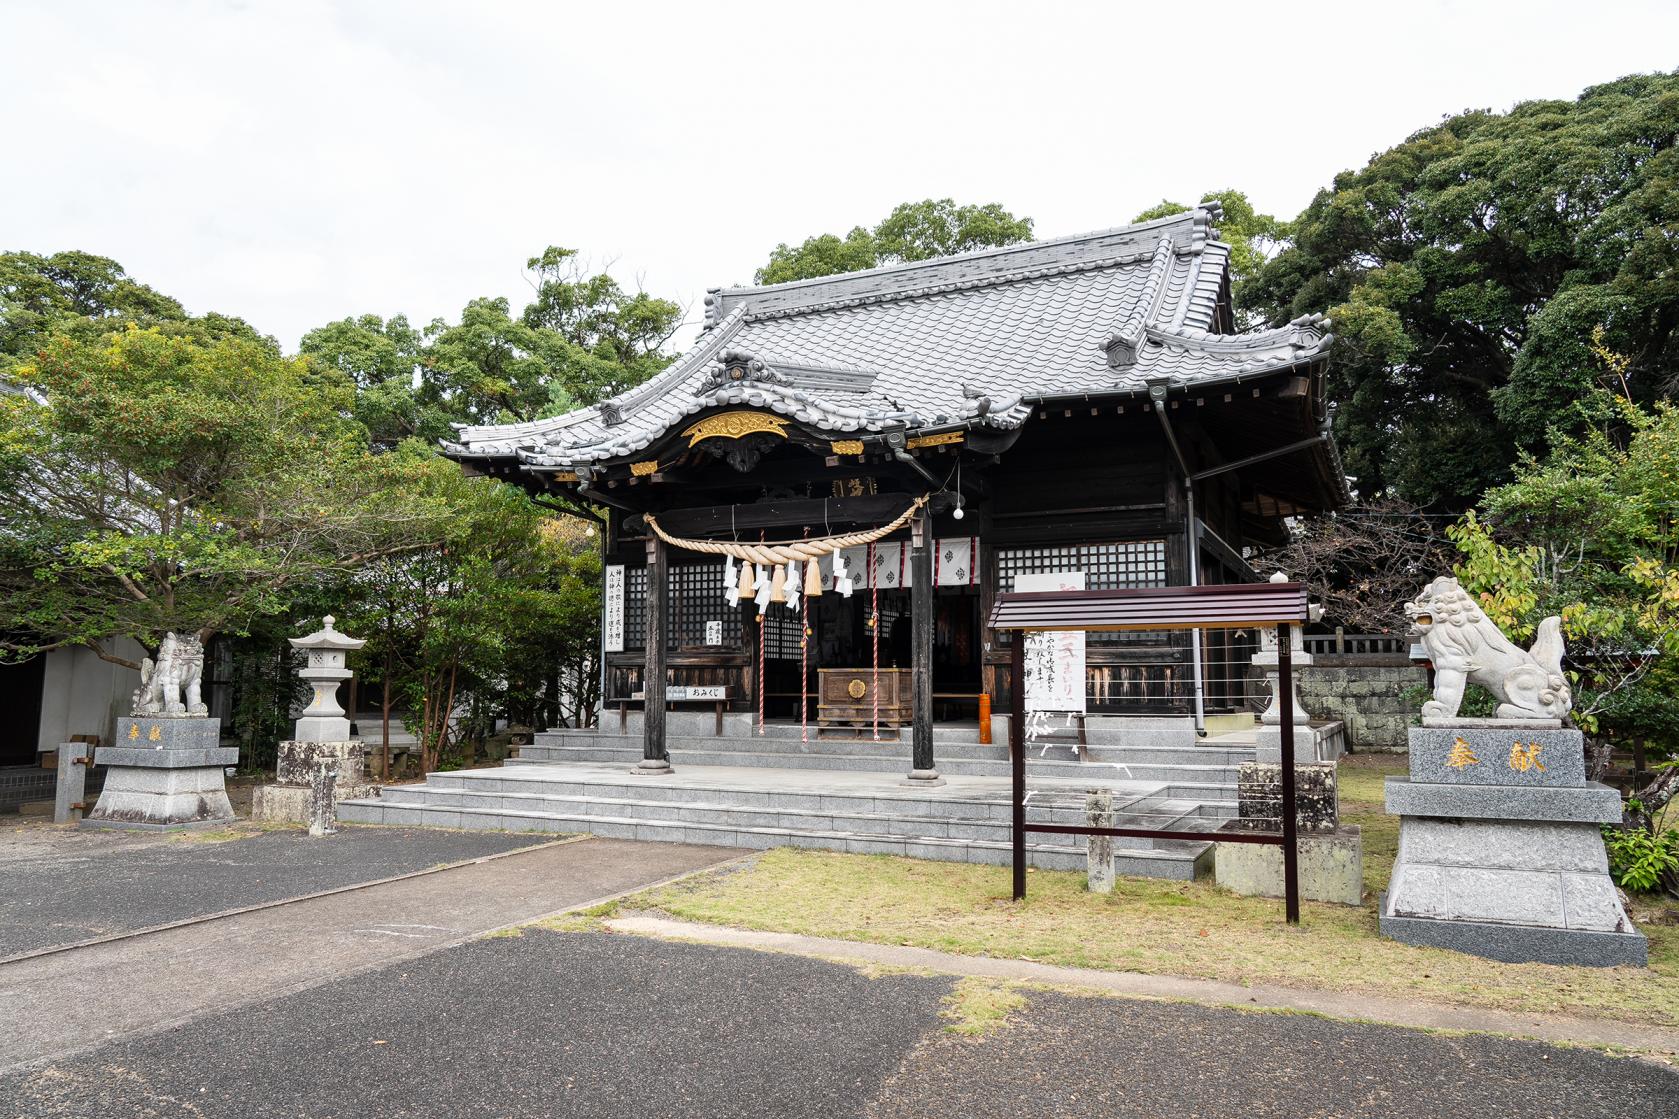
[679,410,791,447]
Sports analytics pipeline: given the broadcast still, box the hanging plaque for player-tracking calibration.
[705,620,724,646]
[604,564,626,653]
[1016,571,1086,713]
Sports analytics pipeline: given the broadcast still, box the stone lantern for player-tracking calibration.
[289,615,366,742]
[253,615,374,830]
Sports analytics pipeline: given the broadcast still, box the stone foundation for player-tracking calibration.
[1380,724,1646,968]
[1247,660,1427,751]
[253,740,374,825]
[84,717,238,830]
[1214,829,1364,906]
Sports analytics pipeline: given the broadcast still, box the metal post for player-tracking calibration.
[906,511,942,785]
[1277,621,1300,925]
[1010,635,1026,901]
[634,536,672,775]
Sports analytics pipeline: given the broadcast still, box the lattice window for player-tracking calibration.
[995,541,1168,646]
[995,540,1168,592]
[670,562,734,648]
[760,609,804,660]
[623,564,739,650]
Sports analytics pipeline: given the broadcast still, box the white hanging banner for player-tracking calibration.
[838,545,870,591]
[1016,571,1086,713]
[604,565,626,653]
[873,542,907,589]
[935,537,979,586]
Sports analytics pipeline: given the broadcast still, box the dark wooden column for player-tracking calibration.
[906,511,943,785]
[633,536,673,775]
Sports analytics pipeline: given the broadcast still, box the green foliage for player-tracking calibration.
[1448,394,1679,746]
[0,250,268,373]
[755,199,1033,285]
[0,327,464,661]
[1603,825,1679,892]
[1246,70,1679,506]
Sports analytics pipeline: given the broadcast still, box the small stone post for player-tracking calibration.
[1085,789,1115,894]
[54,742,89,824]
[308,759,339,837]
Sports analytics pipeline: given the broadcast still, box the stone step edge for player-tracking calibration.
[519,746,1243,775]
[373,786,1210,835]
[338,800,1211,863]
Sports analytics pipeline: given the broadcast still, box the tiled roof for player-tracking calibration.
[444,205,1333,466]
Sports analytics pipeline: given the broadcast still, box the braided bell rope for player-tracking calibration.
[643,494,929,565]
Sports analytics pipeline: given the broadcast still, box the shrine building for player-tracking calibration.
[368,203,1351,872]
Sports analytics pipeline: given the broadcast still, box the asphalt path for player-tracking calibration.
[0,825,550,957]
[3,929,1673,1119]
[0,838,739,1073]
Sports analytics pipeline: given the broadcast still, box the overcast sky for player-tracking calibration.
[6,1,1678,354]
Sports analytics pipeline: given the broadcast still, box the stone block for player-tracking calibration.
[1408,725,1584,787]
[110,716,220,751]
[53,741,89,824]
[276,740,368,787]
[1383,778,1622,824]
[84,762,234,830]
[1213,828,1363,906]
[1235,761,1338,833]
[1396,817,1609,875]
[1379,900,1647,968]
[93,746,240,769]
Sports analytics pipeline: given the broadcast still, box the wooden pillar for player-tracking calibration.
[633,536,673,775]
[1010,634,1026,900]
[906,511,942,785]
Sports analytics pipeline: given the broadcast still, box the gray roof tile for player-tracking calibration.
[444,205,1332,465]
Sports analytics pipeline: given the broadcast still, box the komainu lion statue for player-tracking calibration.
[131,631,208,716]
[1404,576,1570,721]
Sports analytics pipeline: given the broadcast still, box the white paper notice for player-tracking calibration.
[1015,571,1086,713]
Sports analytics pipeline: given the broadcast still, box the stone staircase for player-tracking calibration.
[338,718,1256,880]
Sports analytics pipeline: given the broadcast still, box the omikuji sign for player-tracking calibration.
[604,565,626,653]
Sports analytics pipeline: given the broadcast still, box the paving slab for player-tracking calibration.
[0,837,741,1072]
[0,822,559,957]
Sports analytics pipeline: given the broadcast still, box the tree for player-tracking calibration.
[1450,392,1679,753]
[1,250,267,372]
[1255,499,1455,632]
[755,198,1034,284]
[341,484,600,771]
[1245,71,1679,507]
[0,326,464,667]
[298,313,452,446]
[1131,189,1290,316]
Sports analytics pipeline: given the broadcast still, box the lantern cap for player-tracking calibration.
[289,614,367,652]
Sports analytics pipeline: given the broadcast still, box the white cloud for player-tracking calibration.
[5,0,1676,352]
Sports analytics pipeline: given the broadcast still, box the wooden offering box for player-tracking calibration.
[818,667,912,734]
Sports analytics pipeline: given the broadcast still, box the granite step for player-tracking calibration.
[337,797,1213,879]
[515,742,1246,784]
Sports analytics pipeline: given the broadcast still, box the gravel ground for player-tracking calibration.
[2,930,1672,1119]
[0,824,554,956]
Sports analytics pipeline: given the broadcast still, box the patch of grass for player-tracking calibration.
[481,926,525,939]
[630,758,1679,1030]
[940,978,1027,1037]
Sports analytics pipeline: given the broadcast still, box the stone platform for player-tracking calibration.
[85,716,238,830]
[338,719,1272,879]
[1380,724,1645,967]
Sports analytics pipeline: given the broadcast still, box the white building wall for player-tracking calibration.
[36,639,145,752]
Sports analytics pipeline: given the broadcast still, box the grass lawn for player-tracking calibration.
[624,754,1679,1029]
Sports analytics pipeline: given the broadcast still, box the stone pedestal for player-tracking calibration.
[1380,724,1646,967]
[252,740,375,825]
[84,716,237,830]
[1215,760,1364,905]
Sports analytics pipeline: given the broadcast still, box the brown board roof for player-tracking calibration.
[988,582,1308,633]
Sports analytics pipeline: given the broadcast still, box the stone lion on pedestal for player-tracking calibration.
[131,631,208,717]
[1404,575,1570,721]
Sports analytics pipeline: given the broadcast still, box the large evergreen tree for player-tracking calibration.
[1245,71,1679,508]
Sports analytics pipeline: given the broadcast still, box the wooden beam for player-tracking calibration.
[633,537,673,776]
